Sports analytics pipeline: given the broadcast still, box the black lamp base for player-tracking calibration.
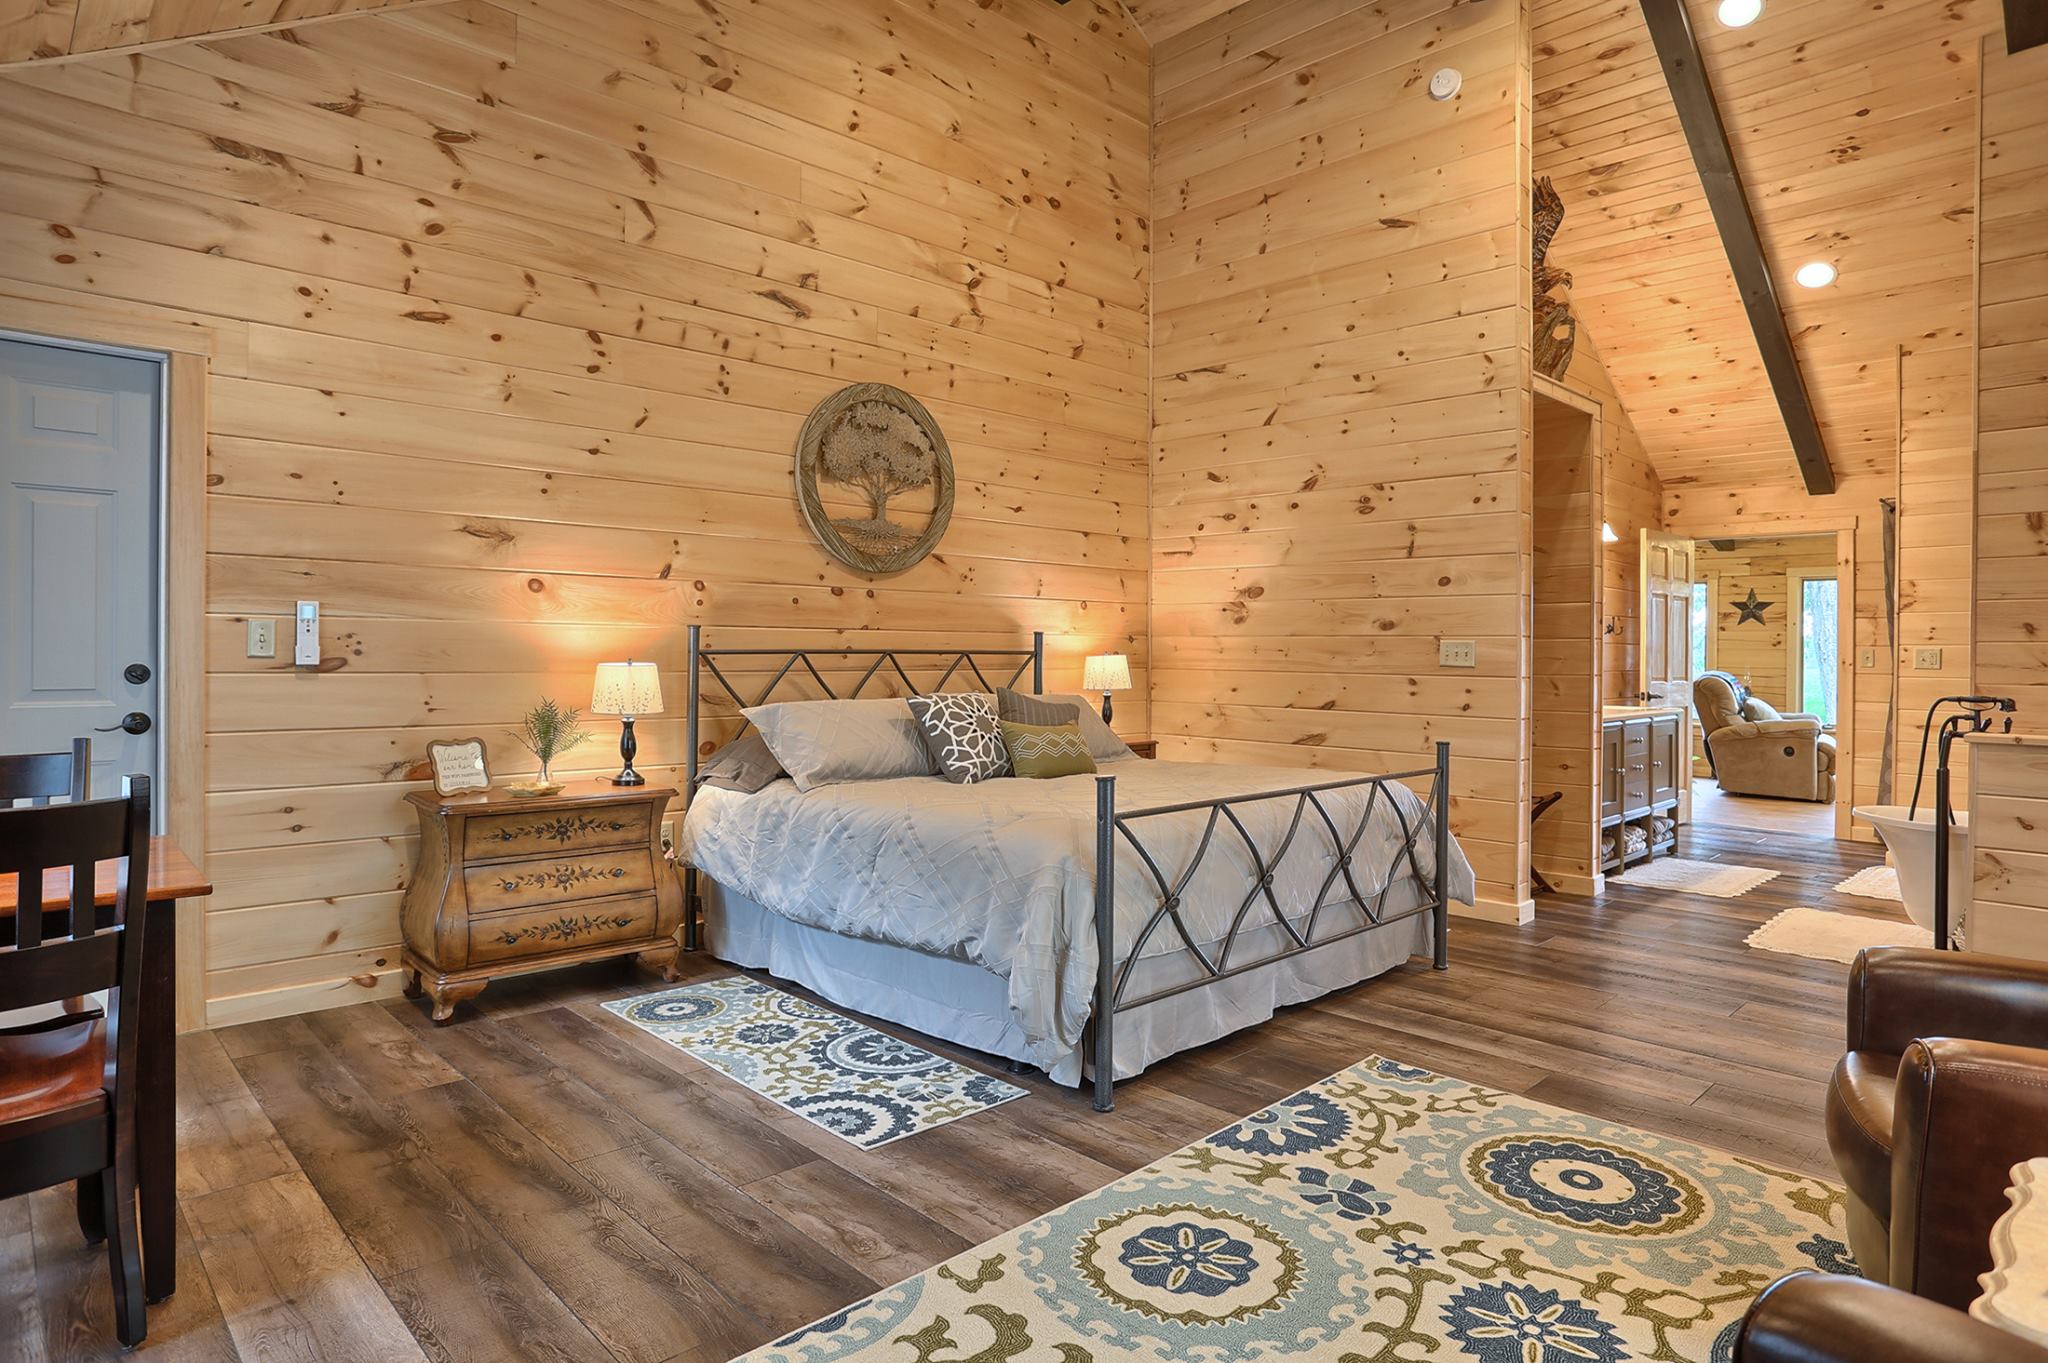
[1100,691,1114,725]
[611,715,646,786]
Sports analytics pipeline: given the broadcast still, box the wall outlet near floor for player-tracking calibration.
[661,819,676,855]
[1914,646,1943,670]
[1858,647,1876,670]
[1439,639,1477,668]
[246,618,276,659]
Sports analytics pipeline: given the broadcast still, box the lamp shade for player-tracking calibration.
[1082,654,1131,694]
[591,660,664,716]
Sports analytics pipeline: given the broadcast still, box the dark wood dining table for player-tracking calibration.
[0,836,210,1303]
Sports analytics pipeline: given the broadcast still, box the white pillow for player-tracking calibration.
[1037,692,1134,761]
[1974,1157,2048,1346]
[742,698,936,792]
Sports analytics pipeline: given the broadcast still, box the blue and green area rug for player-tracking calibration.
[746,1056,1853,1363]
[605,977,1025,1150]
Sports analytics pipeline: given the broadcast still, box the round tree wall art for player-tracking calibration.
[795,382,955,575]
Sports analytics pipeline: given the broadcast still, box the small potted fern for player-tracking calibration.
[508,697,589,796]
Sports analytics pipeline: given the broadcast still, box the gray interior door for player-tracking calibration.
[0,336,161,801]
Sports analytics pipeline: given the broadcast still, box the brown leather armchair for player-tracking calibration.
[1825,947,2048,1307]
[1735,1274,2047,1363]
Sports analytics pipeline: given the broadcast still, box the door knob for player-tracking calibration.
[124,662,152,684]
[96,712,152,736]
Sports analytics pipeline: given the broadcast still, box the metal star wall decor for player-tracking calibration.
[1731,588,1773,625]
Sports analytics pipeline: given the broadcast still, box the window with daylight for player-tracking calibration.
[1690,581,1710,677]
[1793,575,1839,727]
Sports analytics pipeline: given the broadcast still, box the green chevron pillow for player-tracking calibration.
[999,720,1096,779]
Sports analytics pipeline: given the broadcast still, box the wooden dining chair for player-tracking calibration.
[0,738,99,1037]
[0,736,91,807]
[0,777,152,1347]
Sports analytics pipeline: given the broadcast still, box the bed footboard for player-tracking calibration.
[1088,741,1454,1112]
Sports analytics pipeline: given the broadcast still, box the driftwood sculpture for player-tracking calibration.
[1532,175,1577,380]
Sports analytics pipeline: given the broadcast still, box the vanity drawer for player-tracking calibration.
[464,803,652,860]
[462,847,655,914]
[468,895,659,964]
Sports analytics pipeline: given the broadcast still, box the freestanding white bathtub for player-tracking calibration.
[1853,804,1971,943]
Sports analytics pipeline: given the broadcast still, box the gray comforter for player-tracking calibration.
[681,758,1476,1062]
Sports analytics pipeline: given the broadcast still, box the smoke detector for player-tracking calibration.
[1428,68,1462,101]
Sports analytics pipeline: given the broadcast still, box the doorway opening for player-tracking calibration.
[1687,533,1844,840]
[0,330,168,823]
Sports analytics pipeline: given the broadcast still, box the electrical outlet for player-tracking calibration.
[1914,647,1943,670]
[246,618,276,659]
[1439,640,1477,668]
[1858,647,1876,670]
[660,819,676,855]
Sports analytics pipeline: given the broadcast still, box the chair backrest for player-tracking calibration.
[0,779,151,1105]
[0,737,90,808]
[1692,671,1747,732]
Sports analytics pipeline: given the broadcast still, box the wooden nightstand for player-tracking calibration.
[1124,738,1158,759]
[399,781,684,1022]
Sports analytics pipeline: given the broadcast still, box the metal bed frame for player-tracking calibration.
[682,626,1452,1112]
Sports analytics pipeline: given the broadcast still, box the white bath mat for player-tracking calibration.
[1746,907,1932,963]
[1614,856,1780,898]
[1831,865,1903,902]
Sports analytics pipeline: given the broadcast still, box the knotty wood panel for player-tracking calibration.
[1532,393,1600,885]
[1150,0,1533,917]
[1975,36,2048,725]
[1533,0,2005,496]
[1967,737,2048,962]
[1694,536,1836,710]
[0,0,442,65]
[0,0,1151,1024]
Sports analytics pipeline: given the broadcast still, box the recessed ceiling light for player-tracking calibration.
[1795,260,1838,289]
[1718,0,1764,27]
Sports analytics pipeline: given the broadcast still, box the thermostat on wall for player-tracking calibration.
[1428,68,1462,101]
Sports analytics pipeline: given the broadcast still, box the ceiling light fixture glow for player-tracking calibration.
[1795,260,1838,289]
[1718,0,1764,27]
[1601,522,1620,544]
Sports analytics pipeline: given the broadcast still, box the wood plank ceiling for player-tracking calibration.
[0,0,438,65]
[1534,0,2004,493]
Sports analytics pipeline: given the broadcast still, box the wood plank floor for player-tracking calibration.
[3,823,1890,1363]
[1692,777,1841,838]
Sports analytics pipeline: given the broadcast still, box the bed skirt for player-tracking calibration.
[699,877,1431,1088]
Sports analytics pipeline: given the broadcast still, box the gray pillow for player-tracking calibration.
[1037,692,1134,760]
[698,732,786,793]
[996,687,1079,727]
[906,692,1009,784]
[742,698,937,791]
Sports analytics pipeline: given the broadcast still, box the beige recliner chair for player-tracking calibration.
[1693,670,1836,802]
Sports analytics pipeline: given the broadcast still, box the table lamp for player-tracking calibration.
[1081,654,1131,726]
[591,660,663,786]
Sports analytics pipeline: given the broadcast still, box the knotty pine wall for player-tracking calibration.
[1551,328,1664,704]
[0,0,1151,1026]
[1976,36,2048,726]
[1693,536,1837,710]
[1148,0,1534,918]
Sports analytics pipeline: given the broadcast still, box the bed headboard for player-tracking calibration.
[685,625,1044,793]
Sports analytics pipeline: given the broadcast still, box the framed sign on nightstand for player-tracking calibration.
[426,737,491,796]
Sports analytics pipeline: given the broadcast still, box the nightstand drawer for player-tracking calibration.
[464,804,653,861]
[468,895,659,964]
[463,847,654,914]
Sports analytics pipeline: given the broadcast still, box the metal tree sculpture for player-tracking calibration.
[795,382,956,575]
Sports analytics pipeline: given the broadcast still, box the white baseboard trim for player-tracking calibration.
[1457,896,1536,925]
[1545,870,1605,897]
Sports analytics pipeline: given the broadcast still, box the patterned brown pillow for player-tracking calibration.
[906,693,1010,784]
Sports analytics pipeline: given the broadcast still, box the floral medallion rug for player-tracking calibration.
[746,1057,1854,1363]
[604,977,1024,1150]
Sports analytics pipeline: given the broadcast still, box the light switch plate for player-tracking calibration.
[1439,640,1477,668]
[294,600,321,666]
[1914,647,1942,670]
[1858,647,1876,670]
[246,618,276,659]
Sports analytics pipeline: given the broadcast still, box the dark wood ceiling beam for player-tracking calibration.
[1639,0,1836,496]
[2006,1,2048,52]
